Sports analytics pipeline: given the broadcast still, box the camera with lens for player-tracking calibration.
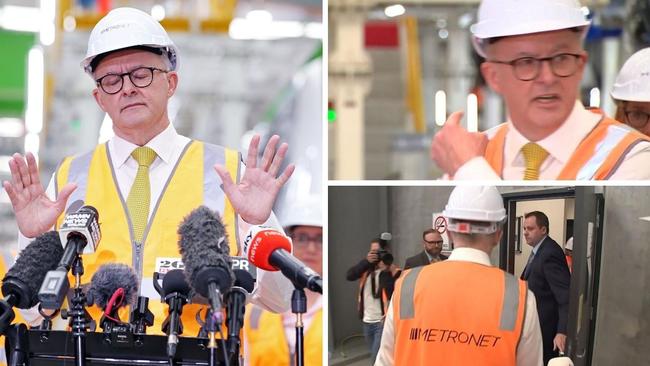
[375,249,394,265]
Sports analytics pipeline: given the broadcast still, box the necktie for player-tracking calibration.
[521,142,549,180]
[127,146,157,243]
[522,251,535,279]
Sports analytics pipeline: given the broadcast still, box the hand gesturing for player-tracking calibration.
[214,135,295,225]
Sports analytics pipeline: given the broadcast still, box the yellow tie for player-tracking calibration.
[127,146,157,242]
[521,142,549,180]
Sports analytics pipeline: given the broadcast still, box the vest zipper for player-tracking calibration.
[133,240,144,290]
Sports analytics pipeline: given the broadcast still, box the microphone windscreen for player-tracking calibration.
[87,263,138,309]
[178,206,234,294]
[233,269,255,293]
[162,269,191,297]
[3,231,64,308]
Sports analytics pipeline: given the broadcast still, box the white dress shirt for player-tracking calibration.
[17,123,292,324]
[375,247,543,366]
[454,101,650,180]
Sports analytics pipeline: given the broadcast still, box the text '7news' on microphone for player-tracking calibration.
[243,226,322,294]
[38,205,101,310]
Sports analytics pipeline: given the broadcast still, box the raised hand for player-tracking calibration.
[430,111,488,176]
[214,135,295,225]
[2,153,76,238]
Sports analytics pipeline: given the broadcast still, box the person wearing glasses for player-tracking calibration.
[244,197,323,366]
[611,47,650,137]
[3,7,295,335]
[404,228,448,270]
[430,0,650,180]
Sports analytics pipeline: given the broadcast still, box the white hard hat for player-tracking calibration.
[281,196,322,229]
[471,0,591,57]
[443,186,506,234]
[611,48,650,102]
[565,237,573,251]
[81,7,179,74]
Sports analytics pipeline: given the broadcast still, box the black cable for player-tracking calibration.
[219,327,231,366]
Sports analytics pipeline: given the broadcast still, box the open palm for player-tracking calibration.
[215,135,294,225]
[2,153,76,238]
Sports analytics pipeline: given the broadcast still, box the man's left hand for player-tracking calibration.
[215,134,295,225]
[553,333,567,354]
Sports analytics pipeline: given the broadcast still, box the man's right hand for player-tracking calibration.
[366,250,379,264]
[2,153,76,238]
[430,111,488,176]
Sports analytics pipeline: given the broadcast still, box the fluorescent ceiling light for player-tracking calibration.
[385,4,405,18]
[0,118,25,138]
[0,5,41,32]
[229,18,321,40]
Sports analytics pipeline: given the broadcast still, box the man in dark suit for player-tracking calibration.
[404,228,448,269]
[522,211,571,365]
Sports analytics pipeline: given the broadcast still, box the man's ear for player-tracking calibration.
[92,88,107,112]
[480,62,503,94]
[166,71,178,98]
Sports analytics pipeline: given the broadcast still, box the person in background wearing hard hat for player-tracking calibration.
[375,186,543,366]
[564,237,573,272]
[243,197,323,366]
[3,7,295,335]
[611,48,650,137]
[430,0,650,180]
[404,228,448,270]
[347,237,402,365]
[521,212,571,365]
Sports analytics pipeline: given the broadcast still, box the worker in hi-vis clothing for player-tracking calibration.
[3,7,294,336]
[611,47,650,137]
[375,186,543,366]
[244,196,323,366]
[430,0,650,180]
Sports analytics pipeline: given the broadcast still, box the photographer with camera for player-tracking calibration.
[346,235,402,364]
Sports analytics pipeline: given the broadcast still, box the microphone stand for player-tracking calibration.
[62,255,92,366]
[291,288,307,366]
[5,323,28,366]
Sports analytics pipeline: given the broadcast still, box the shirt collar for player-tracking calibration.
[448,247,492,266]
[110,123,178,167]
[505,101,601,167]
[531,236,547,255]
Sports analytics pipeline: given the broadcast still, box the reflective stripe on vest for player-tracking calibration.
[393,261,526,366]
[52,140,241,335]
[244,304,323,366]
[484,116,649,179]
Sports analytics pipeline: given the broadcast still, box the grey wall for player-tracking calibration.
[592,187,650,365]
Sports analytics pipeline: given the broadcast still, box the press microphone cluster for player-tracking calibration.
[38,206,101,310]
[0,231,64,334]
[244,226,322,293]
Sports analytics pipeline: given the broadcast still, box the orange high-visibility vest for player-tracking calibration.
[392,261,527,366]
[484,112,650,180]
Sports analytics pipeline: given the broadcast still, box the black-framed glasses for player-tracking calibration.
[488,53,584,81]
[95,66,168,95]
[424,240,444,245]
[624,110,650,129]
[290,233,323,247]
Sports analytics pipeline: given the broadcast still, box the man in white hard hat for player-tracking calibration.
[244,196,323,366]
[375,186,543,366]
[611,47,650,136]
[430,0,650,180]
[3,7,294,334]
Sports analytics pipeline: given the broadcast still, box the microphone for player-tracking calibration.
[226,269,254,358]
[178,206,234,314]
[244,226,322,293]
[86,264,138,328]
[0,231,64,333]
[38,206,101,310]
[160,269,190,359]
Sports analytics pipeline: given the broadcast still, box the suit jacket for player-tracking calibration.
[404,251,448,270]
[521,236,571,363]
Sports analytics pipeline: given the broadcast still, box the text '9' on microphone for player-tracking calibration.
[178,206,234,313]
[38,205,101,310]
[244,226,322,294]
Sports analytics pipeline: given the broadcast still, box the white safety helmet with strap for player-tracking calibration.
[81,7,179,74]
[281,195,322,230]
[443,186,506,234]
[471,0,591,57]
[611,47,650,102]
